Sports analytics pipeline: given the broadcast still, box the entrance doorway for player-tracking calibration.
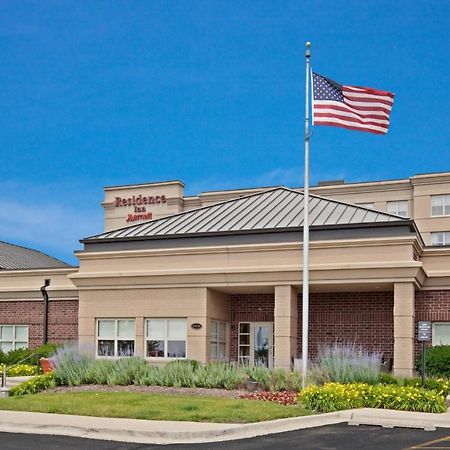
[238,322,274,368]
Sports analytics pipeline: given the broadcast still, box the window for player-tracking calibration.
[146,319,187,358]
[238,322,251,366]
[433,323,450,346]
[356,202,374,209]
[431,232,450,246]
[387,200,409,217]
[0,325,28,352]
[96,319,135,357]
[431,195,450,216]
[211,320,227,360]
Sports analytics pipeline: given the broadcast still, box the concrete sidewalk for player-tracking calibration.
[0,408,449,445]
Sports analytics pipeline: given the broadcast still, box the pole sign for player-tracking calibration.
[418,321,432,342]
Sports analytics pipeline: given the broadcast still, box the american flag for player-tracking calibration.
[312,72,394,135]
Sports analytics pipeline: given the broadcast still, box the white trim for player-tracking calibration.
[96,318,135,358]
[432,321,450,346]
[145,318,187,359]
[0,324,29,352]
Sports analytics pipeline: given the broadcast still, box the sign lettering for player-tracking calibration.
[113,194,167,223]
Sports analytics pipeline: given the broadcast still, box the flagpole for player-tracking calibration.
[302,41,311,389]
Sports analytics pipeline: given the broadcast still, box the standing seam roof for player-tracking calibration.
[0,241,71,270]
[84,187,408,242]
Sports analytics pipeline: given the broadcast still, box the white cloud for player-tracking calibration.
[0,180,103,265]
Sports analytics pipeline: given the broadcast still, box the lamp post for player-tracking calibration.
[40,279,51,345]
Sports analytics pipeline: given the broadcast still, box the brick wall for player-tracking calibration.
[229,291,394,362]
[230,294,275,361]
[0,299,78,349]
[299,292,394,361]
[415,290,450,354]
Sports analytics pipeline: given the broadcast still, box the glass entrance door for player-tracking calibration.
[253,323,273,368]
[238,322,273,368]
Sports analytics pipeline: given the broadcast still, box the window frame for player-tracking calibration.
[386,200,409,217]
[430,231,450,246]
[431,194,450,217]
[432,322,450,346]
[210,320,227,361]
[0,325,29,352]
[96,319,136,358]
[145,318,187,360]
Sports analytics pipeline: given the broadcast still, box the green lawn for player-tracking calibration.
[0,392,311,423]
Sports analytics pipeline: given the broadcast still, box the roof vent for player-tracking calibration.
[317,179,345,187]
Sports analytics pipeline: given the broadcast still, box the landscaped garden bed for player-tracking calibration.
[0,343,448,422]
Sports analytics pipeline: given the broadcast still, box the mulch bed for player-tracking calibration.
[46,384,246,398]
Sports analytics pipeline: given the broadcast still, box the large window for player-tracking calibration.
[431,232,450,246]
[433,323,450,346]
[146,319,187,358]
[96,319,135,357]
[431,195,450,216]
[0,325,28,352]
[211,320,227,360]
[387,200,409,217]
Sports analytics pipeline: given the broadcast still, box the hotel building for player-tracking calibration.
[1,171,450,378]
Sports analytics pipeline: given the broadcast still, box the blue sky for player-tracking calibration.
[1,0,449,264]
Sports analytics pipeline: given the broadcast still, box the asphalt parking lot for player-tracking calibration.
[1,425,450,450]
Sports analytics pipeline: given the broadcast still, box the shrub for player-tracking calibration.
[402,377,450,396]
[3,348,33,366]
[418,345,450,378]
[2,343,58,366]
[311,342,382,385]
[378,372,398,385]
[0,363,39,377]
[298,382,447,414]
[9,373,55,396]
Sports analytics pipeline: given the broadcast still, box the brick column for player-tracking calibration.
[393,282,415,378]
[274,285,298,369]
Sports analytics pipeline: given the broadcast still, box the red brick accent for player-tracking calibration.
[415,290,450,354]
[0,299,78,349]
[230,294,274,362]
[299,292,394,361]
[229,291,394,362]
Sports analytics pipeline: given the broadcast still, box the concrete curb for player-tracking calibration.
[0,408,448,444]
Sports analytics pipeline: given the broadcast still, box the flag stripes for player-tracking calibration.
[312,72,394,134]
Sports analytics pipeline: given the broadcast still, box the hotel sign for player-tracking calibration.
[114,194,167,223]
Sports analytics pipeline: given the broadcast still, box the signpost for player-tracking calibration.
[417,321,432,387]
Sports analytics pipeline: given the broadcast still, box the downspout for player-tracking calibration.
[40,279,51,345]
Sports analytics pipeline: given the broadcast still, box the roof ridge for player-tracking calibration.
[84,186,288,240]
[281,187,408,220]
[84,186,409,242]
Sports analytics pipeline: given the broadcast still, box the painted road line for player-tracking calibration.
[407,434,450,448]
